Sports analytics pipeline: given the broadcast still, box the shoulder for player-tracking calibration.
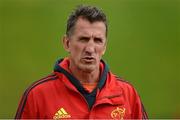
[110,73,140,96]
[23,73,59,96]
[111,74,142,104]
[115,75,135,89]
[15,73,59,118]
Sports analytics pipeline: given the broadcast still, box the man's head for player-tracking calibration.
[63,5,108,73]
[66,5,108,37]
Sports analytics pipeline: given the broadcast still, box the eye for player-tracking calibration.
[94,37,103,43]
[79,37,89,42]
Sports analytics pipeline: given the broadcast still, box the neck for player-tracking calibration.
[69,64,100,84]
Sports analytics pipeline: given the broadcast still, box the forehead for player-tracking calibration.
[73,18,106,37]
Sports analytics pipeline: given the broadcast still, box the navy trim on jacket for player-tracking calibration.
[54,58,109,109]
[15,74,58,119]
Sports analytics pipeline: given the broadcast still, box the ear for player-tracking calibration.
[102,39,108,55]
[62,35,70,52]
[102,45,107,55]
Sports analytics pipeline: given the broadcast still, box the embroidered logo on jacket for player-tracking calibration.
[53,108,71,120]
[111,107,125,120]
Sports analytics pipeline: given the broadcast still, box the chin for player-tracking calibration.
[79,64,97,73]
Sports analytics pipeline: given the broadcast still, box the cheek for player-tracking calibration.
[70,44,82,56]
[97,46,106,56]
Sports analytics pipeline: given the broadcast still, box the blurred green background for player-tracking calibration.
[0,0,180,118]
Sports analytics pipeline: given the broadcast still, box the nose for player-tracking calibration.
[84,39,95,54]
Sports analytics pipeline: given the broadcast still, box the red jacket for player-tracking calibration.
[15,58,148,119]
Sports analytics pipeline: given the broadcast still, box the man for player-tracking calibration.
[15,5,148,119]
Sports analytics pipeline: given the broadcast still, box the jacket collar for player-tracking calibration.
[54,58,109,94]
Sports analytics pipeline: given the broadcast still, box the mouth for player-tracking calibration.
[82,57,95,63]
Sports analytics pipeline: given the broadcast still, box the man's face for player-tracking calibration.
[63,17,107,73]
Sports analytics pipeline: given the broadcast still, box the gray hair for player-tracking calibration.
[66,5,108,37]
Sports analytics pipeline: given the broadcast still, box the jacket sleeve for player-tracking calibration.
[15,89,38,119]
[131,88,148,119]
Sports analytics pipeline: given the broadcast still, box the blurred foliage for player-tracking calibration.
[0,0,180,118]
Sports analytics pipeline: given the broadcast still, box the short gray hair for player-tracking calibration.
[66,5,108,37]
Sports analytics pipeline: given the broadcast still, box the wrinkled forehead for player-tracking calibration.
[73,18,106,38]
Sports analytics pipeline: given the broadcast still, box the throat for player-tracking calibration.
[69,66,100,84]
[75,69,100,84]
[81,82,98,93]
[68,59,102,88]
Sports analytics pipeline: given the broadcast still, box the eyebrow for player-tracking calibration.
[79,36,90,40]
